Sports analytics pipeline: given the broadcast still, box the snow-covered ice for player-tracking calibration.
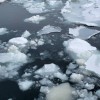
[24,15,46,24]
[9,37,28,46]
[46,83,73,100]
[0,28,8,35]
[0,45,27,78]
[18,80,34,91]
[37,25,62,36]
[35,63,60,76]
[70,73,84,83]
[63,38,96,60]
[69,26,100,39]
[63,38,100,75]
[61,0,100,26]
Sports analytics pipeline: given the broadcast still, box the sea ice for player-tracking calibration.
[63,38,96,60]
[24,15,46,24]
[46,83,73,100]
[61,0,100,26]
[37,25,62,36]
[21,30,31,38]
[69,26,100,39]
[63,38,100,75]
[0,28,8,35]
[18,80,34,91]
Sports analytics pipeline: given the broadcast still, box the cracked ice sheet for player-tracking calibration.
[69,26,100,39]
[61,0,100,26]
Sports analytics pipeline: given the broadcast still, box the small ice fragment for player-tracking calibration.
[9,37,28,45]
[18,80,34,91]
[22,30,31,38]
[24,15,46,24]
[37,25,62,36]
[70,73,84,83]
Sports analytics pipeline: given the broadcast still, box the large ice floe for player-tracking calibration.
[63,38,100,76]
[0,28,8,35]
[46,83,73,100]
[37,25,62,36]
[11,0,48,14]
[61,0,100,26]
[69,26,100,39]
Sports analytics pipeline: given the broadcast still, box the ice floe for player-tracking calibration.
[46,0,63,8]
[61,0,100,26]
[18,80,34,91]
[0,28,8,35]
[0,45,27,78]
[24,15,46,24]
[70,73,84,83]
[46,83,73,100]
[9,37,28,46]
[0,0,6,3]
[37,25,62,36]
[21,30,31,38]
[63,38,100,75]
[69,26,100,39]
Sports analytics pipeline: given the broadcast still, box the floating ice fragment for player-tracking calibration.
[18,80,34,91]
[69,26,100,39]
[21,30,31,38]
[63,38,100,75]
[61,0,100,26]
[70,73,84,83]
[0,28,8,35]
[9,37,28,46]
[0,0,6,3]
[63,38,96,60]
[37,25,62,36]
[46,83,73,100]
[24,15,46,24]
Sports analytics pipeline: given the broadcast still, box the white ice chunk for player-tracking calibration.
[54,72,68,81]
[35,63,60,76]
[46,83,73,100]
[24,2,48,14]
[9,37,28,46]
[18,80,34,91]
[63,38,96,60]
[70,73,84,83]
[21,30,31,38]
[69,26,100,39]
[24,15,46,24]
[85,54,100,75]
[0,28,8,35]
[85,83,95,90]
[37,25,62,36]
[95,90,100,98]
